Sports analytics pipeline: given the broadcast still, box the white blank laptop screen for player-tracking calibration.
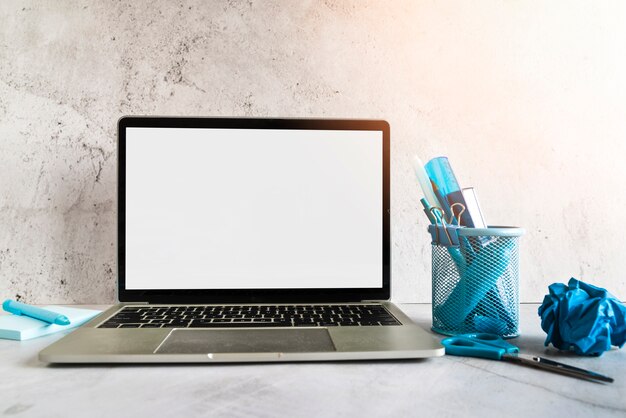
[125,127,383,289]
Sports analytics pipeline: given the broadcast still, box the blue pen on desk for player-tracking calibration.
[2,300,71,326]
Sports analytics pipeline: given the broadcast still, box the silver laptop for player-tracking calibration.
[39,117,443,363]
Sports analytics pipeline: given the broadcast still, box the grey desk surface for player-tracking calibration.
[0,304,624,418]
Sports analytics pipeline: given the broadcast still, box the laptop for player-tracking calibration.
[39,117,444,363]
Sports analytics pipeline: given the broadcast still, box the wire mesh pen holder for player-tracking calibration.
[431,226,525,338]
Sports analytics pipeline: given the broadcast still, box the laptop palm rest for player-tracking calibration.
[155,329,336,354]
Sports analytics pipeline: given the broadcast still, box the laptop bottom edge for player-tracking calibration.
[39,302,445,363]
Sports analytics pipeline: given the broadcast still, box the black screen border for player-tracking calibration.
[117,116,390,303]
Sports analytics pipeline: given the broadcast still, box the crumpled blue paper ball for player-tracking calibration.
[538,278,626,356]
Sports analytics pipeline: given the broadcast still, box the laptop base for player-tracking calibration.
[39,302,444,363]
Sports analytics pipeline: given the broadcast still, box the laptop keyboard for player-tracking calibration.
[97,305,401,328]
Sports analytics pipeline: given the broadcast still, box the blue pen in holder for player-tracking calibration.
[431,226,525,338]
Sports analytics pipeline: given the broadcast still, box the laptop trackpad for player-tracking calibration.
[155,329,336,354]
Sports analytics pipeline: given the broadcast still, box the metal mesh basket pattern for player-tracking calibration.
[431,234,520,338]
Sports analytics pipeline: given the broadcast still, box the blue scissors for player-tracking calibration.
[442,333,613,383]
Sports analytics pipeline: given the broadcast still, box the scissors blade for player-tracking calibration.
[502,354,613,383]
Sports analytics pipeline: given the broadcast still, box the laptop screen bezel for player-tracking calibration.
[117,117,390,303]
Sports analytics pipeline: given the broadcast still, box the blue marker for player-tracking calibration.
[2,299,71,325]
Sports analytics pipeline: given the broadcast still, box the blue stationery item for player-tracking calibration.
[434,238,515,328]
[427,204,466,247]
[420,198,438,224]
[413,156,440,209]
[425,157,473,227]
[432,226,524,337]
[434,235,515,318]
[0,305,101,341]
[427,225,460,247]
[425,157,491,249]
[418,156,525,338]
[442,333,518,359]
[538,278,626,356]
[3,299,70,325]
[472,315,509,335]
[429,178,454,223]
[422,204,467,274]
[442,333,613,382]
[473,288,516,334]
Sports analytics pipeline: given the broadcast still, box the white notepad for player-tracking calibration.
[0,306,102,341]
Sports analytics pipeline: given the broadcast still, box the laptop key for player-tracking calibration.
[188,322,269,328]
[161,323,189,328]
[170,320,191,325]
[114,319,151,324]
[359,321,381,326]
[102,304,401,328]
[111,315,142,321]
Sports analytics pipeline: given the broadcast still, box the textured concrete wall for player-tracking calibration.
[1,1,625,304]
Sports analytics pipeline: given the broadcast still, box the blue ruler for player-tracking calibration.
[425,157,473,227]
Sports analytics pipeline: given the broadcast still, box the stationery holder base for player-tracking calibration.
[431,226,524,338]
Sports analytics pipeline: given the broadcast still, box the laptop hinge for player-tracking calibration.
[121,301,386,305]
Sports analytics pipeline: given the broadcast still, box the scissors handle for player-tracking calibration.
[442,336,506,360]
[442,333,519,360]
